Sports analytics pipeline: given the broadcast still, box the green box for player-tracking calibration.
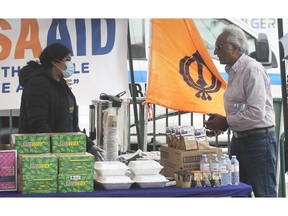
[56,152,94,174]
[18,174,57,194]
[58,174,94,193]
[18,153,58,175]
[51,132,86,153]
[11,133,51,154]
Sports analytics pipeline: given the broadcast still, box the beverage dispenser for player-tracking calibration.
[89,92,129,161]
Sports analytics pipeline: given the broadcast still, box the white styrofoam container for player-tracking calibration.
[95,175,134,190]
[131,174,168,188]
[94,161,128,176]
[128,160,163,175]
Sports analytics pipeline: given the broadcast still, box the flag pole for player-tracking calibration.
[127,20,142,150]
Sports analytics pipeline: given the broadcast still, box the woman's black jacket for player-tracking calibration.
[18,64,79,134]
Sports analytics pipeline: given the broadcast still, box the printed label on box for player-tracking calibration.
[18,174,58,194]
[56,152,94,174]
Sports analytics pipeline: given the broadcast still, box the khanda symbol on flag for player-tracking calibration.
[145,19,227,115]
[179,51,222,101]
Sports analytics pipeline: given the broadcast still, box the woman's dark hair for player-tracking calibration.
[36,43,71,68]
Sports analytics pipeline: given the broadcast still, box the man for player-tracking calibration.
[205,25,277,197]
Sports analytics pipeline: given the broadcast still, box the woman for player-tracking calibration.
[18,42,104,160]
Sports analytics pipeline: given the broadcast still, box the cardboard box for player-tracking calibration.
[18,174,57,194]
[56,152,94,174]
[160,144,222,178]
[0,150,17,191]
[18,153,58,175]
[51,132,86,153]
[11,133,50,154]
[58,174,94,193]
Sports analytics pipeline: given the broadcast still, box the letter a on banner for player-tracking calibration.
[145,19,226,115]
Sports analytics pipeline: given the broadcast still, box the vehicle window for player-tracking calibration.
[128,19,146,60]
[128,18,258,61]
[193,19,256,60]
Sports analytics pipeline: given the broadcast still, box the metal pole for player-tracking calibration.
[277,18,288,172]
[127,21,142,150]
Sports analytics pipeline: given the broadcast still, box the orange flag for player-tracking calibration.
[145,19,226,115]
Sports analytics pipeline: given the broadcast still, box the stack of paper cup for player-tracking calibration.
[103,114,119,161]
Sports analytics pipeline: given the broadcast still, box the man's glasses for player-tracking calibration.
[215,43,229,51]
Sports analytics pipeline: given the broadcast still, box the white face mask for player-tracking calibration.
[54,60,75,78]
[62,61,75,78]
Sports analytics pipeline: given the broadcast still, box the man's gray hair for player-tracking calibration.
[223,25,249,55]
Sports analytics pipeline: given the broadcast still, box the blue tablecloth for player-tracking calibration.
[0,182,252,197]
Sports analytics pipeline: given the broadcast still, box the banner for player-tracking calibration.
[0,18,129,110]
[145,19,226,115]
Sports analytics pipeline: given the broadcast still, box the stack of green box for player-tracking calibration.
[11,132,95,194]
[11,133,57,194]
[51,132,94,193]
[18,153,58,194]
[56,152,94,193]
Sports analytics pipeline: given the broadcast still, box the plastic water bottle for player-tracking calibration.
[219,155,229,186]
[230,155,240,185]
[210,154,219,172]
[200,154,210,172]
[224,154,231,185]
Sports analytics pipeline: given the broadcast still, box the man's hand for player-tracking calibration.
[206,129,224,137]
[204,113,229,131]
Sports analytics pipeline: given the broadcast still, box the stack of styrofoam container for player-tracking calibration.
[94,161,133,190]
[128,160,168,188]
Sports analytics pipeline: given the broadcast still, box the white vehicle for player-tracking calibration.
[127,18,281,148]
